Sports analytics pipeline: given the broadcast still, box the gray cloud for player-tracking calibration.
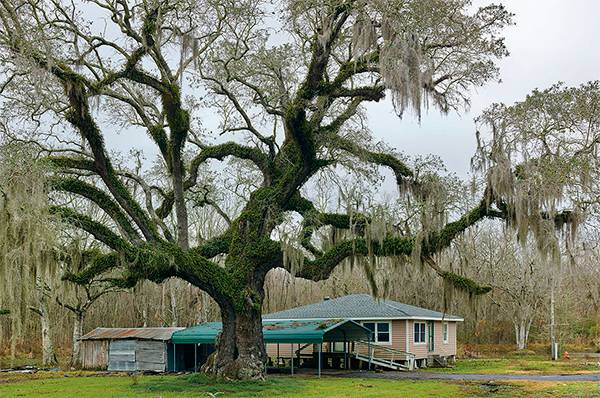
[369,0,600,177]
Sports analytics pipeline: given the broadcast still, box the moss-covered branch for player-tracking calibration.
[296,194,504,286]
[439,271,492,295]
[188,142,271,185]
[421,197,504,257]
[330,136,414,186]
[192,232,232,259]
[47,156,96,172]
[12,29,162,242]
[63,240,239,307]
[51,177,142,243]
[325,85,386,101]
[50,206,132,252]
[63,251,122,285]
[62,79,161,242]
[283,5,352,169]
[297,236,414,281]
[110,241,240,308]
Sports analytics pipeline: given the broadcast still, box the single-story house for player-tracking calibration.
[79,327,183,371]
[263,294,463,368]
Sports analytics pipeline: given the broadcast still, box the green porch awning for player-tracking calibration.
[171,319,370,345]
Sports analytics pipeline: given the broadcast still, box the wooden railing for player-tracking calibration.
[353,340,416,371]
[294,343,312,356]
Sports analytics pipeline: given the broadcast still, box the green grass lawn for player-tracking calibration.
[1,373,600,398]
[424,357,600,374]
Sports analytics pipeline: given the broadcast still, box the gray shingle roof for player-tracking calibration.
[264,294,463,321]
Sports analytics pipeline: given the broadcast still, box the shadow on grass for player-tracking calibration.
[465,382,524,398]
[131,373,305,397]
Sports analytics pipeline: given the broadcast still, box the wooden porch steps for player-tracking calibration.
[353,353,411,371]
[352,340,416,371]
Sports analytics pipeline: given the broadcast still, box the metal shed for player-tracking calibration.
[79,327,184,371]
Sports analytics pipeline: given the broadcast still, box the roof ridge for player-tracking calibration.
[383,297,458,318]
[381,301,410,317]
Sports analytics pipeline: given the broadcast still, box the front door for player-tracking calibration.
[427,321,434,352]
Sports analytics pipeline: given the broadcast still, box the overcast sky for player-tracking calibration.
[367,0,600,177]
[101,1,600,180]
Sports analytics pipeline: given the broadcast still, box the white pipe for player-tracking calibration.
[318,343,322,378]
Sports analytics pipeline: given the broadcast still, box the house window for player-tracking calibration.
[362,322,391,343]
[414,322,426,343]
[443,322,449,344]
[332,342,345,352]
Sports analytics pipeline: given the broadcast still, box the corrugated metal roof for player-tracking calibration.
[80,327,185,341]
[263,294,463,321]
[171,319,371,344]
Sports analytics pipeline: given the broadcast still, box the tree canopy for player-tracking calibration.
[0,0,595,379]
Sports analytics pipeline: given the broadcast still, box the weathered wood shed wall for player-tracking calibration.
[80,339,109,369]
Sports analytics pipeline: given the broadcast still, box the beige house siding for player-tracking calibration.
[266,342,314,358]
[407,320,459,359]
[433,321,457,357]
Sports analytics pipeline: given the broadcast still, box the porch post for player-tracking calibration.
[342,331,347,369]
[346,341,354,370]
[343,331,347,369]
[290,344,294,375]
[173,343,176,372]
[194,344,197,373]
[318,343,322,378]
[349,341,353,370]
[368,336,372,371]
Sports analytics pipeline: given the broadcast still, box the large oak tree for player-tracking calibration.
[1,0,592,379]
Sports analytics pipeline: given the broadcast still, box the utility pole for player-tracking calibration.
[550,275,557,360]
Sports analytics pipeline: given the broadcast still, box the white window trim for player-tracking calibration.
[413,322,427,345]
[361,321,393,346]
[443,322,449,344]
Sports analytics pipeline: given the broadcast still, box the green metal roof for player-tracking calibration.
[171,319,371,345]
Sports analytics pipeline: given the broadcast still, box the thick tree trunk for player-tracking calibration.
[198,190,279,380]
[71,311,84,368]
[202,300,267,380]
